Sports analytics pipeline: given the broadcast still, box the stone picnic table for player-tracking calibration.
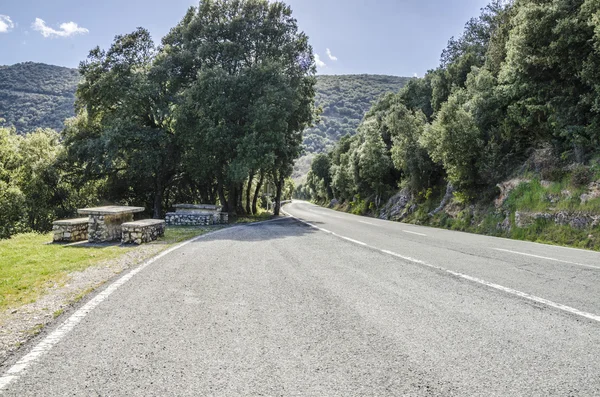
[78,206,145,243]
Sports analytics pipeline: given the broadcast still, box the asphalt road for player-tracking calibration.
[2,202,600,395]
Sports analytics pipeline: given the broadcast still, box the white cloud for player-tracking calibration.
[326,48,338,61]
[413,73,419,78]
[0,15,14,33]
[315,54,326,68]
[32,18,89,38]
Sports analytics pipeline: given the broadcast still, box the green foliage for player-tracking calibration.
[421,89,483,191]
[0,126,97,238]
[302,74,411,153]
[0,63,80,132]
[294,74,411,180]
[66,0,316,219]
[571,165,592,188]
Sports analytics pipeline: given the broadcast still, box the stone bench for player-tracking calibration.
[121,219,165,244]
[165,203,228,226]
[53,218,89,242]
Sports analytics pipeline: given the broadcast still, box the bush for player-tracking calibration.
[571,166,591,188]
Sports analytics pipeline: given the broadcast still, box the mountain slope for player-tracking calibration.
[304,74,411,154]
[295,74,411,181]
[0,64,409,179]
[0,62,80,132]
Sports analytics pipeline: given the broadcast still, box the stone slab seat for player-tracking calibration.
[121,219,166,245]
[52,218,89,243]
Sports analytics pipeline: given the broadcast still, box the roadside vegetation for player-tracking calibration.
[300,0,600,250]
[0,0,314,241]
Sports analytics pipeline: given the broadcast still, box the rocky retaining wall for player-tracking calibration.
[515,211,600,229]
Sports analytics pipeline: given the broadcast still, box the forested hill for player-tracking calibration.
[0,62,80,132]
[0,64,409,149]
[304,74,411,155]
[293,74,410,181]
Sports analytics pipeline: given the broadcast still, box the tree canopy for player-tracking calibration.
[303,0,600,210]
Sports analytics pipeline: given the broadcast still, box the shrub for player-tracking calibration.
[571,166,591,188]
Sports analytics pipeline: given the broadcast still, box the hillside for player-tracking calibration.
[0,65,409,183]
[304,74,410,154]
[0,62,80,132]
[0,65,409,153]
[294,74,411,181]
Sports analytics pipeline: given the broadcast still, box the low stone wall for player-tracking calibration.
[166,212,228,226]
[516,211,600,229]
[53,218,89,242]
[88,213,133,243]
[122,220,165,244]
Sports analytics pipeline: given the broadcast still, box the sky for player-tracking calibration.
[0,0,490,77]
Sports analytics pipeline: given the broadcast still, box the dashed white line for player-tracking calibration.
[359,220,376,226]
[281,208,600,324]
[403,230,427,237]
[492,248,600,270]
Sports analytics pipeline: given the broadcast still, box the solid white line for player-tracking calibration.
[358,220,376,226]
[281,207,600,324]
[0,220,276,393]
[403,230,427,237]
[493,248,600,270]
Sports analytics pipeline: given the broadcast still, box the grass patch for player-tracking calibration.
[159,226,226,244]
[510,220,599,250]
[235,209,273,224]
[0,233,135,311]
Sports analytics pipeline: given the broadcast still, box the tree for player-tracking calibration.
[354,119,394,203]
[70,28,179,218]
[162,0,316,217]
[420,89,483,191]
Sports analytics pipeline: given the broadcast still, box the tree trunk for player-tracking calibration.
[274,172,283,216]
[217,179,228,213]
[237,182,246,215]
[153,182,163,219]
[252,170,264,215]
[227,183,238,218]
[246,171,255,215]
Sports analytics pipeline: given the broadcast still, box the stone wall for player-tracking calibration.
[515,211,600,229]
[122,220,165,244]
[88,213,133,243]
[166,212,228,226]
[52,218,89,242]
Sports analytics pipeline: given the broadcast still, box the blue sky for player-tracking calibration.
[0,0,490,76]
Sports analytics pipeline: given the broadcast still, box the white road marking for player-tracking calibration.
[403,230,427,237]
[281,208,600,324]
[0,220,282,393]
[359,220,376,226]
[493,248,600,270]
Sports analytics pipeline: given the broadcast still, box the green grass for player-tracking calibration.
[234,210,273,224]
[0,232,135,311]
[159,226,227,244]
[503,178,600,213]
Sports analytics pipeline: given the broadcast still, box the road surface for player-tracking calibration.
[1,201,600,395]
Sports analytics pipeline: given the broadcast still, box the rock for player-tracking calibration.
[429,183,454,216]
[497,213,511,232]
[495,178,531,208]
[379,189,412,220]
